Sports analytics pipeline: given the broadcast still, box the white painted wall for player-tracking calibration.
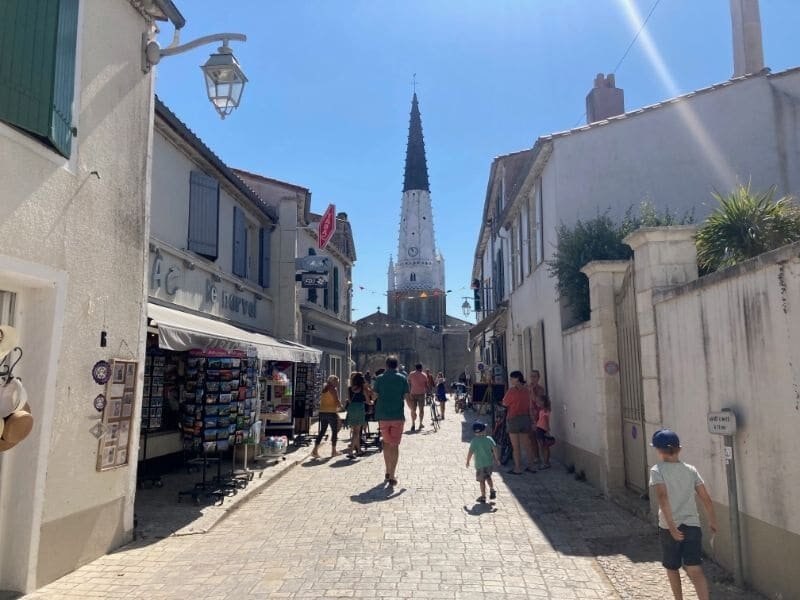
[0,0,153,590]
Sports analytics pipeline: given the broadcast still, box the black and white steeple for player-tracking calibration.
[388,93,446,328]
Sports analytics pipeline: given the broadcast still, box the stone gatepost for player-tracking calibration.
[622,227,698,462]
[581,260,630,497]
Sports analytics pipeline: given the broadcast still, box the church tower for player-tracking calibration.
[387,93,446,329]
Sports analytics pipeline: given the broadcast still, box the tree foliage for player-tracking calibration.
[695,184,800,272]
[548,203,692,324]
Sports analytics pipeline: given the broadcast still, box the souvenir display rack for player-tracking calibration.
[138,350,165,487]
[259,362,295,435]
[291,363,315,445]
[177,350,254,504]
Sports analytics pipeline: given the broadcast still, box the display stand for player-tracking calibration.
[138,351,164,488]
[291,363,319,446]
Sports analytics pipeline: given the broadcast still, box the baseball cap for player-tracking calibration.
[472,421,487,432]
[651,429,680,449]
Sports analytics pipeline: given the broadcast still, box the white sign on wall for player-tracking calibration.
[707,410,737,435]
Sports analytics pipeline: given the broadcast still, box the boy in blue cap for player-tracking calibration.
[649,429,719,600]
[466,421,499,503]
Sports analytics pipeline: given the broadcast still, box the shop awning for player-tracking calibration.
[147,303,321,364]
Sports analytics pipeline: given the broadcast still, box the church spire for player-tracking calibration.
[403,93,430,192]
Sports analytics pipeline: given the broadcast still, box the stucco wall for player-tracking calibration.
[654,245,800,598]
[0,0,152,591]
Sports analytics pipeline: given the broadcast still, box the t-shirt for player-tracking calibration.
[408,370,429,395]
[502,386,531,418]
[536,408,550,431]
[319,390,340,413]
[470,435,497,470]
[649,461,704,529]
[373,370,409,421]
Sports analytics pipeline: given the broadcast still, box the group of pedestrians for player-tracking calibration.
[500,369,552,475]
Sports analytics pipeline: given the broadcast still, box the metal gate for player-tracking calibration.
[615,266,647,493]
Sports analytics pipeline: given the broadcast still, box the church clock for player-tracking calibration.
[407,246,419,257]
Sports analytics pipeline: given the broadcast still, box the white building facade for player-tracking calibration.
[0,0,178,592]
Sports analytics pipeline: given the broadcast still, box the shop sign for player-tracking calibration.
[707,410,737,435]
[151,255,180,296]
[301,274,328,289]
[206,279,257,318]
[295,256,330,274]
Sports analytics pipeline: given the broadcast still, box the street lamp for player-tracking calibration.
[143,31,248,119]
[461,299,472,318]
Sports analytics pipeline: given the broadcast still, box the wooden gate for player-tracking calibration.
[615,266,648,493]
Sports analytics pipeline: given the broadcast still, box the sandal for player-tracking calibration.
[507,469,523,475]
[388,478,398,486]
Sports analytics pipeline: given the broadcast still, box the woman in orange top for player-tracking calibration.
[501,370,536,474]
[311,376,342,459]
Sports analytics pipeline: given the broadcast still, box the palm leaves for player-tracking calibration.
[696,184,800,272]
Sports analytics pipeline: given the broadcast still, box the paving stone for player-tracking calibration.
[23,405,760,599]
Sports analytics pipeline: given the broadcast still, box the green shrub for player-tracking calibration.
[548,203,692,323]
[696,184,800,272]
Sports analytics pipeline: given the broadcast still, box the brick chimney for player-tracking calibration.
[730,0,765,77]
[586,73,625,124]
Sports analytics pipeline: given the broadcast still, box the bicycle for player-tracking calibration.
[426,392,440,431]
[491,405,513,465]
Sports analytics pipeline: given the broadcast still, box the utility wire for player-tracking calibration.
[571,0,663,128]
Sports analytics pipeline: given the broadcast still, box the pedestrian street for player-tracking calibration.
[25,408,758,600]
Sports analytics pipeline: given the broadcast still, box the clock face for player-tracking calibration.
[407,246,419,257]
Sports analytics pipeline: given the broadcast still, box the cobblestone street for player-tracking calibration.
[25,409,759,599]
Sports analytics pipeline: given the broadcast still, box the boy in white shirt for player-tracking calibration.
[649,429,719,600]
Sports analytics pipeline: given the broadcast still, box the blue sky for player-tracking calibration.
[154,0,800,321]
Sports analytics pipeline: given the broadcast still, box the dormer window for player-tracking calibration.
[410,273,416,282]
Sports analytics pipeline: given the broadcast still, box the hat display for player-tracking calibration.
[0,403,33,453]
[651,428,681,449]
[0,377,27,418]
[0,325,18,362]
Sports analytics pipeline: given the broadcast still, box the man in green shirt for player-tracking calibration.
[373,356,409,486]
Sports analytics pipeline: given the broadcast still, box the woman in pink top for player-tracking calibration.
[501,371,536,474]
[535,395,552,469]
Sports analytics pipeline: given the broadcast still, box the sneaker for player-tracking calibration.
[388,478,398,487]
[477,496,486,503]
[540,464,551,470]
[489,489,496,500]
[410,425,416,433]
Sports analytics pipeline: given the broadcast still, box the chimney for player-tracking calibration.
[730,0,765,77]
[586,73,624,124]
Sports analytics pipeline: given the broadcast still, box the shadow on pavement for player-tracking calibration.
[350,482,407,504]
[463,502,498,516]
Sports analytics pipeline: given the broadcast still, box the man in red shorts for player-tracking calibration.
[373,356,409,486]
[407,363,430,432]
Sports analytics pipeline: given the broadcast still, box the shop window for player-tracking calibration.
[259,227,271,287]
[0,0,79,158]
[232,206,247,277]
[188,171,220,260]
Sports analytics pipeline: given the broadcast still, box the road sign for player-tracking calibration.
[295,256,330,273]
[318,204,336,250]
[301,274,328,289]
[707,410,737,435]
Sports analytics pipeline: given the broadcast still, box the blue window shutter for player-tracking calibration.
[0,0,78,157]
[323,269,330,309]
[259,227,271,287]
[233,206,247,277]
[188,171,219,260]
[333,267,340,313]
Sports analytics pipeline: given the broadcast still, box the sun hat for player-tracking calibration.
[0,325,18,362]
[472,420,487,432]
[0,377,27,418]
[0,403,33,452]
[651,429,680,449]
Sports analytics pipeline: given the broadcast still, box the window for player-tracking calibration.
[410,273,416,282]
[0,0,80,157]
[333,266,340,314]
[534,179,544,266]
[376,337,382,352]
[510,223,518,290]
[258,227,271,287]
[188,171,220,260]
[232,206,247,277]
[521,204,530,276]
[307,248,317,303]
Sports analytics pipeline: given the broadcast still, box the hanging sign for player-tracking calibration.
[295,256,330,273]
[301,274,329,289]
[318,204,337,250]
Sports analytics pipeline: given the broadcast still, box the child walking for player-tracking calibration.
[534,395,552,469]
[466,421,499,503]
[649,429,719,600]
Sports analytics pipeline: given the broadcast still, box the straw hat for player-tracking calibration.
[0,403,33,453]
[0,325,18,362]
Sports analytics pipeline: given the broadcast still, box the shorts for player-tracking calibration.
[475,466,493,482]
[409,394,426,410]
[379,420,404,446]
[659,525,703,570]
[507,415,532,434]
